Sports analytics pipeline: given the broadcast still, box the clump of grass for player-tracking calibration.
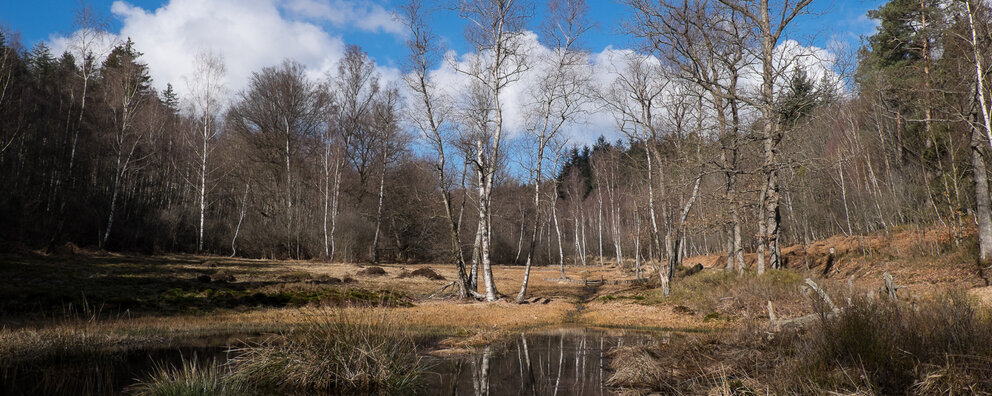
[276,271,311,282]
[607,289,992,395]
[228,309,425,394]
[129,358,245,396]
[660,269,805,319]
[0,325,136,364]
[796,292,992,394]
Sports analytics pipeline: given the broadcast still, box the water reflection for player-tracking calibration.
[1,336,246,396]
[428,327,660,396]
[2,328,665,395]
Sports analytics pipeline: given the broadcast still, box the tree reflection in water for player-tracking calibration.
[430,328,661,396]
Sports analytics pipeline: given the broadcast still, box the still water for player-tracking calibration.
[424,327,665,396]
[1,327,668,395]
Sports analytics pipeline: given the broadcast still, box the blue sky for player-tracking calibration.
[0,0,884,146]
[3,0,883,66]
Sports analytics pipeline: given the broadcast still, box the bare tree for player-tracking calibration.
[517,0,591,302]
[601,54,671,293]
[229,60,330,258]
[453,0,531,301]
[957,0,992,260]
[401,0,475,298]
[183,50,227,253]
[67,2,115,174]
[101,40,151,247]
[369,86,408,263]
[718,0,813,274]
[0,33,15,154]
[331,46,379,261]
[626,0,752,274]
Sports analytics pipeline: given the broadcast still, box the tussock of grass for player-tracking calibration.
[607,291,992,395]
[228,309,425,394]
[129,358,246,396]
[624,269,805,320]
[0,325,141,363]
[797,292,992,394]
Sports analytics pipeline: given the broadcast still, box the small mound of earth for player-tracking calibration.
[213,271,236,283]
[357,266,387,276]
[672,305,695,315]
[48,242,81,256]
[399,267,445,280]
[310,274,342,284]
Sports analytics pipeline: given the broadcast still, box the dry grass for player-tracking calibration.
[129,358,246,396]
[606,291,992,395]
[580,301,722,331]
[227,309,426,394]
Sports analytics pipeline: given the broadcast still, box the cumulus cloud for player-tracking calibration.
[45,0,840,147]
[419,32,841,146]
[49,0,401,106]
[282,0,405,35]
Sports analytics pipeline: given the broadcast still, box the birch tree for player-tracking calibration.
[627,0,752,274]
[517,0,591,302]
[454,0,531,302]
[958,0,992,260]
[401,0,475,298]
[183,50,226,253]
[718,0,813,273]
[100,40,151,247]
[601,54,671,293]
[331,46,379,261]
[369,86,407,263]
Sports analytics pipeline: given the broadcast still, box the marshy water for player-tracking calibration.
[1,327,671,395]
[425,326,668,396]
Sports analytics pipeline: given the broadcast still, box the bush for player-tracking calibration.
[228,309,425,394]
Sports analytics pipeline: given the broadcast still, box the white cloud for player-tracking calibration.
[49,0,401,105]
[283,0,404,36]
[417,32,841,147]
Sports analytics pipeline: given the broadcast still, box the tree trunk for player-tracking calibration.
[197,121,208,253]
[371,153,387,263]
[972,113,992,261]
[231,183,249,257]
[965,0,992,152]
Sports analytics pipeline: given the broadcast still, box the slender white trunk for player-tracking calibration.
[329,135,349,261]
[573,212,582,270]
[322,144,330,257]
[231,183,249,257]
[372,153,387,263]
[596,185,604,266]
[515,210,525,263]
[645,145,663,287]
[198,121,208,253]
[283,117,293,257]
[553,194,565,279]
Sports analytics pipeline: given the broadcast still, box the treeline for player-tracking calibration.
[1,0,991,298]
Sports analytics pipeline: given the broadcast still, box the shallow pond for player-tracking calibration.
[0,335,245,395]
[1,327,673,395]
[424,326,670,396]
